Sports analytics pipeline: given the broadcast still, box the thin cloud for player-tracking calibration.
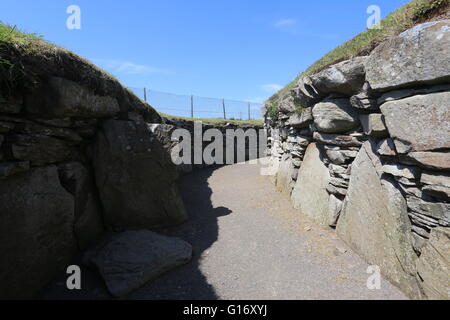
[274,18,297,28]
[261,84,283,93]
[92,59,172,75]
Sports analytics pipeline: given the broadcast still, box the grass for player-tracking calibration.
[160,112,263,126]
[268,0,450,105]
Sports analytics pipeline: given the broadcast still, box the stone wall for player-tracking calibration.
[0,44,264,297]
[0,42,179,297]
[152,118,264,175]
[263,20,450,299]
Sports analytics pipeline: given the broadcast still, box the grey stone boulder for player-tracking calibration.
[416,227,450,300]
[377,83,450,105]
[366,20,450,91]
[313,99,360,133]
[350,82,379,111]
[11,134,82,166]
[93,120,187,230]
[421,172,450,201]
[26,77,120,119]
[291,143,330,225]
[380,91,450,154]
[377,138,397,157]
[402,152,450,172]
[337,144,422,298]
[325,147,358,165]
[276,155,296,195]
[0,166,77,298]
[313,132,363,147]
[84,230,192,297]
[291,77,323,108]
[328,194,343,228]
[286,108,313,128]
[381,164,420,180]
[406,196,450,227]
[359,114,388,138]
[310,57,367,96]
[278,95,296,114]
[58,162,104,250]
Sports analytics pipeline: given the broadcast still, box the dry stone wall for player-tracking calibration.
[0,49,192,297]
[0,46,263,297]
[264,20,450,299]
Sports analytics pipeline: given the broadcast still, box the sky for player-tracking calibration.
[0,0,410,119]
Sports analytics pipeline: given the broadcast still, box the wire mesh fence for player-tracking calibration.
[128,87,263,120]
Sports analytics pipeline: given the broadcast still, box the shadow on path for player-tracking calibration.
[127,166,231,299]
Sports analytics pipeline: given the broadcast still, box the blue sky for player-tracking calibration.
[0,0,410,118]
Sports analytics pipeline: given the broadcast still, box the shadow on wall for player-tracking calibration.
[40,165,230,300]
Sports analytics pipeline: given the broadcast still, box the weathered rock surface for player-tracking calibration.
[286,109,313,128]
[11,134,82,166]
[403,152,450,171]
[312,99,360,133]
[26,77,121,119]
[310,57,367,96]
[421,172,450,201]
[328,194,343,227]
[0,166,76,298]
[350,82,379,111]
[366,20,450,91]
[377,138,397,157]
[291,143,330,225]
[337,145,421,298]
[359,113,388,138]
[380,91,450,154]
[292,77,323,108]
[58,162,104,250]
[93,120,187,230]
[276,156,296,195]
[313,132,363,147]
[84,231,192,297]
[416,227,450,300]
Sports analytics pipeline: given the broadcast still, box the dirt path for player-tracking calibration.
[42,161,407,300]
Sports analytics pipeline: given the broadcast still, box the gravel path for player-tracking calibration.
[42,161,407,300]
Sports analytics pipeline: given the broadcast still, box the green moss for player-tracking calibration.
[266,101,279,121]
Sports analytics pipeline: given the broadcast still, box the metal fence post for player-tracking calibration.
[222,99,226,120]
[248,103,251,120]
[191,95,194,118]
[143,87,147,102]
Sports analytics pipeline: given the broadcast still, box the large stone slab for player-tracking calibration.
[337,145,421,298]
[416,227,450,300]
[366,20,450,91]
[275,155,296,195]
[93,120,187,230]
[85,230,192,297]
[380,91,450,154]
[291,143,330,225]
[310,57,367,96]
[0,166,76,298]
[58,162,104,250]
[26,77,120,119]
[312,98,359,133]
